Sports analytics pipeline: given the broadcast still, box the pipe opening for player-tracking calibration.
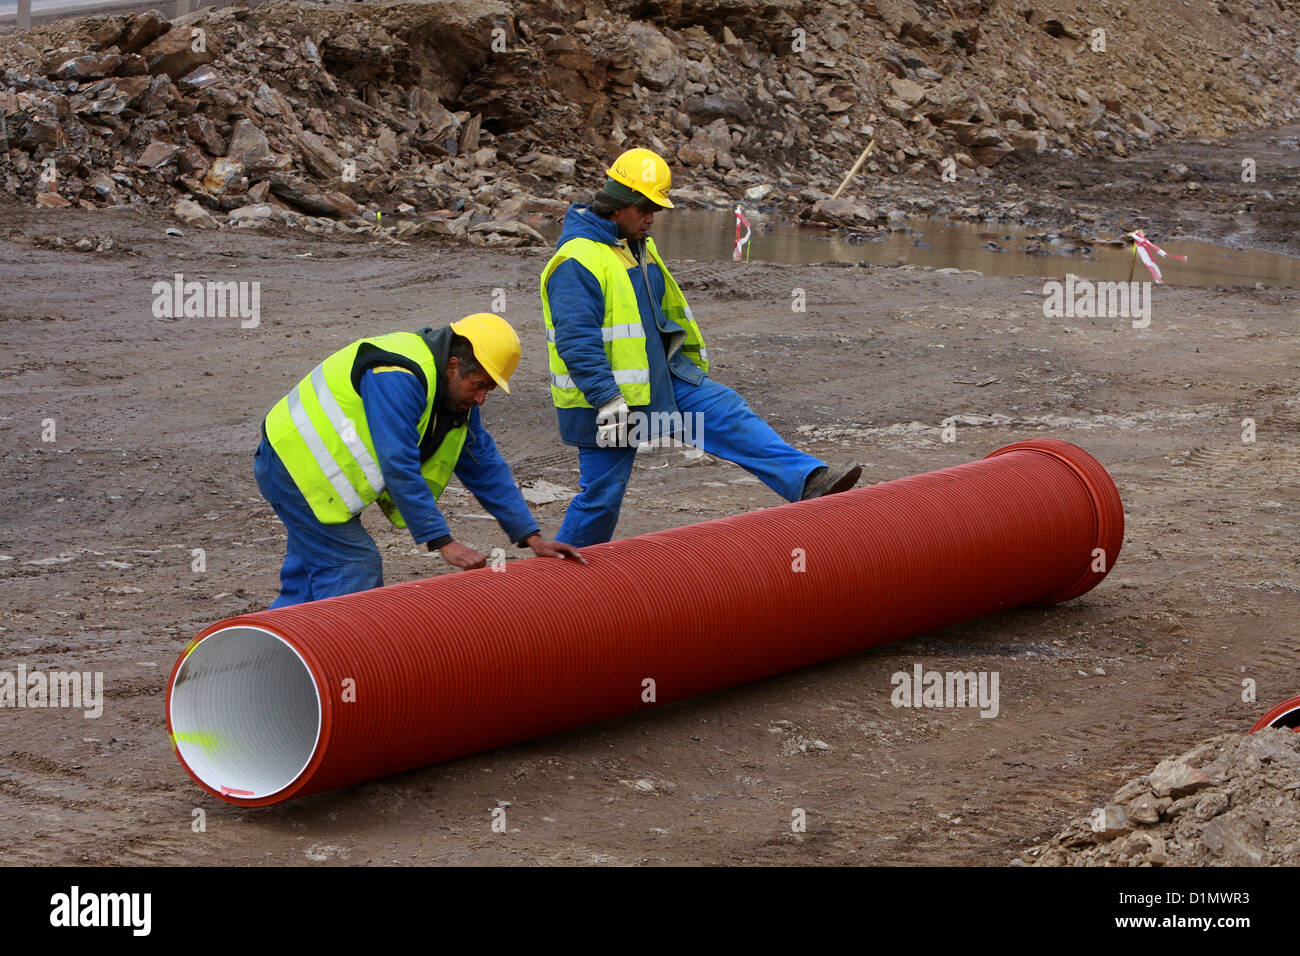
[169,626,321,800]
[1266,706,1300,731]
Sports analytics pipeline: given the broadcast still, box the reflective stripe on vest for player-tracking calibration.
[548,367,651,390]
[540,236,709,409]
[284,365,367,514]
[544,323,645,345]
[264,331,466,527]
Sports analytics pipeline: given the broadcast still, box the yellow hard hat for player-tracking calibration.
[606,147,674,209]
[449,313,521,394]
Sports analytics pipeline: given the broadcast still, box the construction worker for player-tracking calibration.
[540,147,862,547]
[254,313,585,607]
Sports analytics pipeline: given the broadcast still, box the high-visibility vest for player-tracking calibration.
[263,331,467,527]
[539,236,709,408]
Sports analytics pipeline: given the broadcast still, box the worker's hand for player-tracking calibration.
[525,534,588,565]
[439,541,487,571]
[595,396,631,447]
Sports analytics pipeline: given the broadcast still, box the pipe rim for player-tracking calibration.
[168,625,323,803]
[985,438,1125,605]
[1251,695,1300,733]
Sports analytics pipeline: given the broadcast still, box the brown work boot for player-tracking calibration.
[800,461,863,501]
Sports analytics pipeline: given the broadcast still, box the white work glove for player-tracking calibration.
[595,396,631,447]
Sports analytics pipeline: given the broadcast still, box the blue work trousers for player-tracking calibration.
[556,376,824,547]
[253,437,384,607]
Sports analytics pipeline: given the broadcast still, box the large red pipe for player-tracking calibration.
[167,437,1124,805]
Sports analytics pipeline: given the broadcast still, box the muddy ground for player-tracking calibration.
[1,124,1298,865]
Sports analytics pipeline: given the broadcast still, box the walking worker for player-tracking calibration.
[540,147,862,547]
[255,313,585,608]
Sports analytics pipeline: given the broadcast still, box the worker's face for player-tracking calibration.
[611,202,657,241]
[444,357,495,413]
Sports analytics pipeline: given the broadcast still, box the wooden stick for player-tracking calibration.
[829,139,877,201]
[17,0,30,31]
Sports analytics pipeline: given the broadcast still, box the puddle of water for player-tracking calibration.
[542,209,1299,289]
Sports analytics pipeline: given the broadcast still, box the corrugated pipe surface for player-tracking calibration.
[168,437,1124,805]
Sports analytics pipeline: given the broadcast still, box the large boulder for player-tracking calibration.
[626,22,680,90]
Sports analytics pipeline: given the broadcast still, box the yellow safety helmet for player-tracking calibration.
[448,312,521,394]
[606,147,674,209]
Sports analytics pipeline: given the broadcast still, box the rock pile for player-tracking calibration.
[1021,728,1300,866]
[1,0,1296,242]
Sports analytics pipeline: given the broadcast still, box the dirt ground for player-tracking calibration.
[2,125,1298,865]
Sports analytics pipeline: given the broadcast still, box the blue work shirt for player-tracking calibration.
[545,204,706,448]
[257,365,540,548]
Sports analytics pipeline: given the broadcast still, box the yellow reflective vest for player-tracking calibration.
[539,236,709,408]
[263,332,466,527]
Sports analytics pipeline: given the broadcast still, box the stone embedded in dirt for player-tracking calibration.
[186,115,226,156]
[883,98,914,120]
[228,203,273,222]
[1089,805,1131,841]
[139,74,179,114]
[48,52,123,81]
[682,93,753,124]
[467,219,545,245]
[178,64,223,92]
[201,157,243,194]
[90,15,127,47]
[173,197,215,224]
[267,176,358,218]
[1041,19,1082,40]
[225,119,276,171]
[517,152,575,179]
[1200,811,1264,865]
[137,141,180,168]
[1006,129,1047,156]
[458,114,481,156]
[888,77,926,107]
[676,135,717,168]
[626,22,679,90]
[1148,757,1213,799]
[1187,790,1228,822]
[139,26,218,80]
[35,192,72,208]
[1125,791,1166,825]
[88,170,118,201]
[520,480,571,505]
[296,131,343,179]
[810,198,876,228]
[253,83,283,117]
[19,118,62,151]
[119,10,169,54]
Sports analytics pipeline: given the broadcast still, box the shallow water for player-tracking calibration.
[544,209,1299,289]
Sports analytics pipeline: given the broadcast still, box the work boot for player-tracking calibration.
[800,461,863,501]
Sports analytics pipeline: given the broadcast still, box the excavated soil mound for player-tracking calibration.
[1022,728,1300,866]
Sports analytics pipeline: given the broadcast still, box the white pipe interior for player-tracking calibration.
[169,626,321,800]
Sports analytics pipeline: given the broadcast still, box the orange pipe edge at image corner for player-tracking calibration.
[166,437,1125,806]
[1251,696,1300,733]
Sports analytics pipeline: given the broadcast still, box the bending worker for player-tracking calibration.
[255,313,584,608]
[540,147,862,546]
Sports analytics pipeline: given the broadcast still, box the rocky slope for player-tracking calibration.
[1,0,1296,241]
[1022,729,1300,866]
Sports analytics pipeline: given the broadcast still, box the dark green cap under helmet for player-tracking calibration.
[602,178,643,203]
[600,177,669,210]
